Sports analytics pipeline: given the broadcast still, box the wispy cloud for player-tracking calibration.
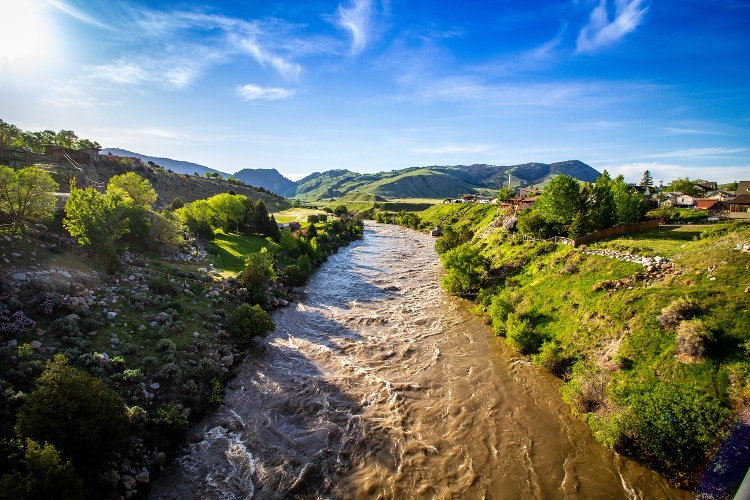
[576,0,649,53]
[236,84,296,101]
[45,0,109,29]
[337,0,373,55]
[236,38,302,80]
[662,127,726,136]
[648,147,747,158]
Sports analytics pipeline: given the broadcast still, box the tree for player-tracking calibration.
[497,186,515,200]
[534,175,585,227]
[666,177,699,197]
[0,166,59,229]
[516,208,559,238]
[207,193,246,233]
[176,199,215,240]
[590,171,617,231]
[54,130,78,148]
[0,439,84,500]
[640,170,653,187]
[15,356,129,485]
[252,199,271,236]
[106,172,157,207]
[75,138,100,151]
[227,304,275,346]
[439,243,487,296]
[611,175,646,224]
[0,119,22,148]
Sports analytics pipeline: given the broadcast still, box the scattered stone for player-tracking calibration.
[745,286,750,293]
[29,340,42,349]
[220,355,234,366]
[106,311,118,320]
[138,325,147,331]
[150,382,161,391]
[11,273,27,281]
[121,475,137,491]
[151,451,167,466]
[11,252,21,258]
[135,470,150,484]
[97,352,110,367]
[192,331,200,338]
[6,339,17,348]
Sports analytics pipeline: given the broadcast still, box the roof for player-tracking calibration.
[730,194,750,205]
[736,181,750,196]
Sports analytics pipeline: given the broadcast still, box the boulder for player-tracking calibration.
[29,340,42,349]
[135,470,150,484]
[220,355,234,366]
[121,475,137,491]
[106,311,118,320]
[11,273,27,282]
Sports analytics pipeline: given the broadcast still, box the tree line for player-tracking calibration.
[0,118,100,152]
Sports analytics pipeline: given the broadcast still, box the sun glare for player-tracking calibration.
[0,0,50,62]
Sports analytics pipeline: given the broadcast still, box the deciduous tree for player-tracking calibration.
[0,166,58,229]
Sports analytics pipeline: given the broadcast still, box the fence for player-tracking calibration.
[571,219,662,247]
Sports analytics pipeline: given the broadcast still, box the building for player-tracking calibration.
[729,195,750,220]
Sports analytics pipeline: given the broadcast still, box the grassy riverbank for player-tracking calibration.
[416,203,750,487]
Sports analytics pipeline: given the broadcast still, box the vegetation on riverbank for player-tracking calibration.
[396,200,750,488]
[0,162,363,497]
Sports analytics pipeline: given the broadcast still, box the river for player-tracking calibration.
[148,222,687,499]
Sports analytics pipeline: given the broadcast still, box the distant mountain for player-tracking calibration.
[231,168,296,196]
[286,161,601,201]
[102,148,224,177]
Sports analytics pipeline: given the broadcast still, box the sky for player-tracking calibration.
[1,0,749,184]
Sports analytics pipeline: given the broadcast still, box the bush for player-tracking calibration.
[281,264,308,287]
[0,439,84,500]
[532,341,569,376]
[561,361,609,414]
[228,304,275,346]
[439,243,487,296]
[14,356,129,485]
[504,313,539,354]
[487,295,514,336]
[620,382,732,478]
[657,296,699,330]
[675,318,713,362]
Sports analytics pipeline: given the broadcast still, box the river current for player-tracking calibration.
[149,223,687,499]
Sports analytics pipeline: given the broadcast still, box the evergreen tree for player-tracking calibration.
[640,170,653,187]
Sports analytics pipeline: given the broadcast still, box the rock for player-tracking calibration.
[138,325,147,331]
[65,313,81,322]
[29,340,42,349]
[6,339,17,348]
[98,352,110,367]
[220,355,234,366]
[135,470,150,484]
[745,286,750,293]
[151,451,168,466]
[184,289,194,296]
[149,382,161,391]
[11,273,27,281]
[61,271,72,279]
[11,252,21,258]
[128,275,136,281]
[121,474,137,491]
[120,458,132,473]
[106,311,118,320]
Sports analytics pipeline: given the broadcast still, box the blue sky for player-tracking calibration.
[1,0,748,183]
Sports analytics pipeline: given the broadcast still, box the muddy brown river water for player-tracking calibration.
[148,223,687,499]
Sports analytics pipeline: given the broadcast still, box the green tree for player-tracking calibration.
[106,172,157,207]
[535,175,584,228]
[75,138,100,151]
[611,175,646,224]
[640,170,653,187]
[54,130,78,148]
[15,356,129,486]
[0,166,58,229]
[176,199,215,240]
[666,177,699,197]
[591,171,617,231]
[228,304,275,346]
[207,193,246,233]
[0,439,84,500]
[0,119,22,148]
[440,243,487,296]
[497,186,515,200]
[252,199,271,235]
[516,209,559,238]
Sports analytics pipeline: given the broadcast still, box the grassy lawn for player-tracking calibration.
[208,229,279,274]
[588,224,714,257]
[274,207,327,223]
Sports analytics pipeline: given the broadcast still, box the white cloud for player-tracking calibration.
[662,127,726,136]
[648,147,747,158]
[602,162,749,184]
[576,0,648,53]
[236,84,296,101]
[337,0,373,55]
[237,38,302,80]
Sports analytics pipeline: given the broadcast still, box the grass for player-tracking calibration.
[208,230,279,274]
[273,207,327,223]
[588,224,711,257]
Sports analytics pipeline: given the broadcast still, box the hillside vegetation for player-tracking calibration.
[414,203,750,489]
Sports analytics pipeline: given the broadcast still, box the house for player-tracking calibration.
[729,195,750,220]
[736,181,750,197]
[695,182,718,194]
[51,146,100,166]
[674,195,697,208]
[0,146,35,168]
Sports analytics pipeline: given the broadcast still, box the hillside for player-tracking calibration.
[231,168,296,195]
[286,161,601,202]
[48,159,289,212]
[102,148,224,177]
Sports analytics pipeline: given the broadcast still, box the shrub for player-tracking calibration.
[675,319,713,362]
[532,341,570,376]
[487,295,514,336]
[620,382,732,478]
[504,313,539,354]
[561,361,609,414]
[657,296,699,330]
[15,356,129,485]
[228,304,275,346]
[0,439,84,500]
[439,243,487,296]
[281,264,308,287]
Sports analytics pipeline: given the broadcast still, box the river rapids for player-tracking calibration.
[148,223,686,499]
